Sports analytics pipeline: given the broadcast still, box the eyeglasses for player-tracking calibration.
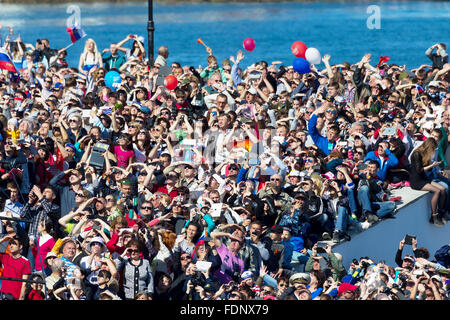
[68,119,78,123]
[388,100,396,103]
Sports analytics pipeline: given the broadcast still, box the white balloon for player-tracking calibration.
[305,48,321,65]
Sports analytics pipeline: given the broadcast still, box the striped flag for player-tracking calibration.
[191,232,206,258]
[0,48,18,73]
[66,23,86,43]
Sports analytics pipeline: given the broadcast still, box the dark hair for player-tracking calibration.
[98,269,112,280]
[367,159,380,169]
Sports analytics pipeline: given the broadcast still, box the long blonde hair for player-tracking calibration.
[310,173,324,195]
[82,38,100,57]
[416,138,437,166]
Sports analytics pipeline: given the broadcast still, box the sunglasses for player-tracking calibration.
[129,249,140,254]
[270,178,281,181]
[326,110,336,114]
[180,256,191,260]
[167,175,178,179]
[161,111,170,115]
[129,125,137,129]
[69,119,78,123]
[141,206,152,210]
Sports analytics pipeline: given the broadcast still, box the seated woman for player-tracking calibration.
[409,138,447,226]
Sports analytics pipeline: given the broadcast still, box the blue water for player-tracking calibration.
[0,1,449,69]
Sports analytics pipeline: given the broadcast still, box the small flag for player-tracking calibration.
[377,56,390,68]
[416,85,424,94]
[0,48,19,73]
[191,233,206,258]
[66,24,86,43]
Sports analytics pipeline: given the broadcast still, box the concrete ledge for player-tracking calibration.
[331,188,450,268]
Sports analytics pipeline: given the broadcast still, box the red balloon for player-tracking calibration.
[164,75,178,91]
[243,38,256,52]
[291,41,308,58]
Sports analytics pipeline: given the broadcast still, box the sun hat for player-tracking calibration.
[86,236,106,253]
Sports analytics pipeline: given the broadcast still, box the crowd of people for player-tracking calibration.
[0,24,449,300]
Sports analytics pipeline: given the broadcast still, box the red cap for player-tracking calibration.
[338,282,358,295]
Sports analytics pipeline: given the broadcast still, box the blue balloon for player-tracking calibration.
[105,70,121,92]
[292,57,311,74]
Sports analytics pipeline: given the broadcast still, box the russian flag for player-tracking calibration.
[191,233,206,258]
[66,24,86,43]
[0,48,18,73]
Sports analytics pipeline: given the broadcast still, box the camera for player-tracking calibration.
[190,272,206,287]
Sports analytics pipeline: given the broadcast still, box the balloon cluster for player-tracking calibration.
[291,41,321,74]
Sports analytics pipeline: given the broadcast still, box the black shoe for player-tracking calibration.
[359,211,368,222]
[430,213,445,226]
[343,233,351,242]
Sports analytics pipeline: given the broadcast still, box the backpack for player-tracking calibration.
[434,244,450,268]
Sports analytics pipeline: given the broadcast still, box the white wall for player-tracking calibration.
[333,193,450,268]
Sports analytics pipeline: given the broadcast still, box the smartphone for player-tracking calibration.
[404,234,416,245]
[338,141,348,147]
[357,163,368,170]
[248,157,261,166]
[92,225,101,230]
[0,241,9,254]
[382,127,395,136]
[413,269,423,276]
[316,242,327,249]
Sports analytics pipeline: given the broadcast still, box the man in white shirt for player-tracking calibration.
[0,182,24,234]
